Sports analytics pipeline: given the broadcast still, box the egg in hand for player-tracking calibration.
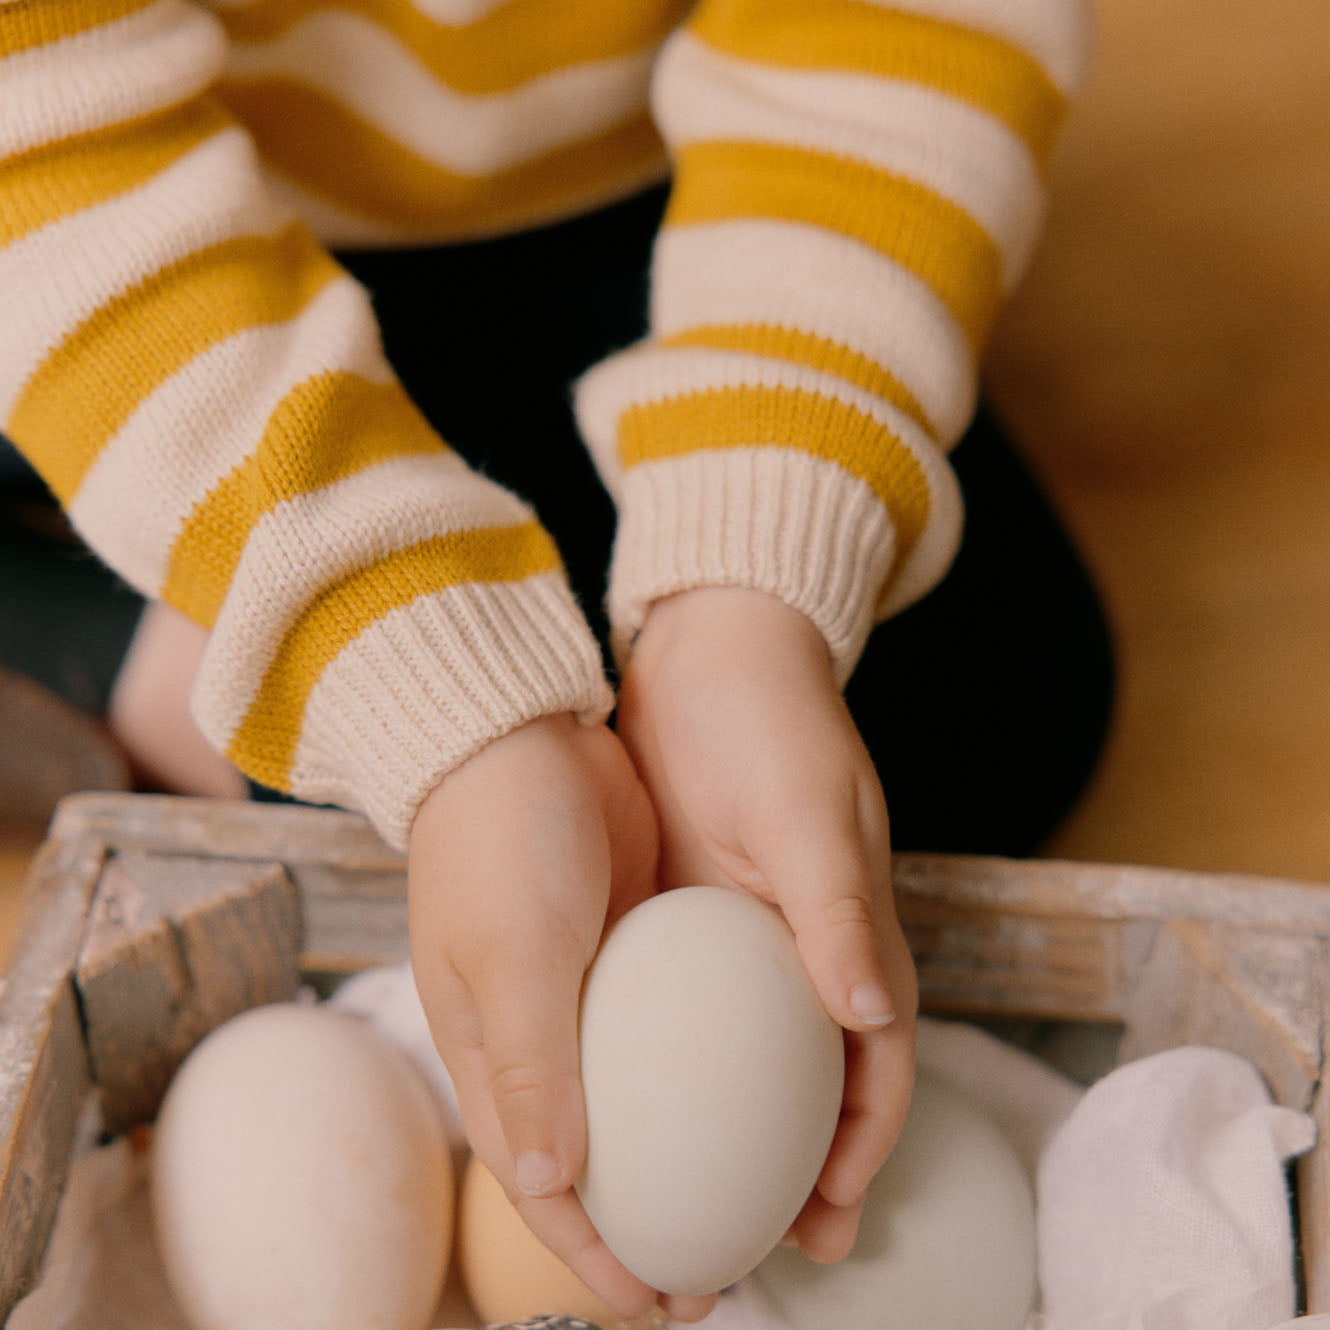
[576,885,846,1296]
[457,1153,666,1328]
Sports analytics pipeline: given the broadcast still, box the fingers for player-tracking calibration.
[662,1291,721,1322]
[406,721,675,1317]
[465,929,589,1196]
[515,1188,662,1319]
[787,1026,914,1262]
[748,762,917,1255]
[408,721,619,1197]
[817,1020,915,1206]
[751,779,897,1034]
[515,1191,719,1323]
[787,1188,868,1264]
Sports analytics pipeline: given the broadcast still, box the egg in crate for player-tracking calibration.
[456,1154,661,1328]
[755,1070,1038,1330]
[150,1002,454,1330]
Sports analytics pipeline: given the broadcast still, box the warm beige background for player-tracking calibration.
[985,0,1330,880]
[4,0,1330,967]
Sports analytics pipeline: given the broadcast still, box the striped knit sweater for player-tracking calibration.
[0,0,1091,848]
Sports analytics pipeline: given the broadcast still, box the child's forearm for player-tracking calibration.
[0,1,611,846]
[578,0,1095,678]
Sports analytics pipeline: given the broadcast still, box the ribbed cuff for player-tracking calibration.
[607,448,897,688]
[280,572,614,850]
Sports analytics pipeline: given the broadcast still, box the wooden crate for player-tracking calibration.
[1,792,1327,1321]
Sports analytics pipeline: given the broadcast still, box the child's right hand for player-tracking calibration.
[406,713,718,1323]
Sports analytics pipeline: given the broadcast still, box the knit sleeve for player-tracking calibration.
[0,0,613,848]
[575,0,1094,682]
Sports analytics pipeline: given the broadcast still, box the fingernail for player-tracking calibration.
[849,982,895,1026]
[515,1150,563,1197]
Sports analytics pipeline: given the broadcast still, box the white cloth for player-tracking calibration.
[1034,1046,1316,1330]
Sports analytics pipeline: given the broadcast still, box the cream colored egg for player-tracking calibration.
[456,1154,658,1329]
[576,885,844,1296]
[152,1003,453,1330]
[756,1070,1037,1330]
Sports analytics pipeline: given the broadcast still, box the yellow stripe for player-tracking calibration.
[226,520,562,788]
[217,0,692,96]
[163,374,447,628]
[667,141,1001,350]
[689,0,1066,164]
[218,79,668,238]
[10,223,343,503]
[661,324,935,439]
[0,100,234,250]
[618,385,931,554]
[0,0,156,56]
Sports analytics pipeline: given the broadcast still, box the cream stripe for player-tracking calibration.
[0,127,288,420]
[193,455,530,748]
[577,340,962,614]
[858,0,1094,94]
[655,34,1043,288]
[648,220,976,444]
[609,447,898,665]
[0,0,225,160]
[225,10,655,175]
[576,344,958,521]
[286,573,604,839]
[68,276,388,592]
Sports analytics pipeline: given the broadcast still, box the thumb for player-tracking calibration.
[464,922,591,1197]
[753,789,896,1033]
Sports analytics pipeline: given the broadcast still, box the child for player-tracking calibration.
[0,0,1104,1318]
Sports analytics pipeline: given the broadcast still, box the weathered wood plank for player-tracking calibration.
[902,899,1157,1021]
[0,979,89,1319]
[1120,919,1324,1111]
[0,834,105,1322]
[45,793,1330,933]
[75,851,302,1133]
[894,853,1330,933]
[48,792,397,869]
[286,863,409,976]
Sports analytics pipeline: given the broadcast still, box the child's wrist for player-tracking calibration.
[633,586,833,681]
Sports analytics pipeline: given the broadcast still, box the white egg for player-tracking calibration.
[575,885,844,1295]
[756,1070,1037,1330]
[151,1003,453,1330]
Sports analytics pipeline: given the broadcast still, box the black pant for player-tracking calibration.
[1,187,1113,855]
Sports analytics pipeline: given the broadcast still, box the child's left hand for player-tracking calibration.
[617,585,918,1260]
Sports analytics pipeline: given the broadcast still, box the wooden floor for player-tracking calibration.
[4,0,1330,969]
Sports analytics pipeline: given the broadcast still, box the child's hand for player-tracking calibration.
[408,714,716,1322]
[617,586,918,1262]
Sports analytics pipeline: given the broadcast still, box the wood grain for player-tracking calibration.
[0,835,105,1313]
[75,851,302,1133]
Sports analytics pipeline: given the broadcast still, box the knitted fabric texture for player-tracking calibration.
[0,0,1092,843]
